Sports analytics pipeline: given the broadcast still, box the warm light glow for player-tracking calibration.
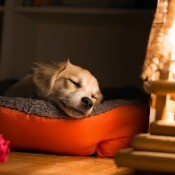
[162,10,175,50]
[142,0,175,81]
[166,112,174,123]
[165,95,175,123]
[162,18,175,80]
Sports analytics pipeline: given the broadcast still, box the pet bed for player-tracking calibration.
[0,95,149,157]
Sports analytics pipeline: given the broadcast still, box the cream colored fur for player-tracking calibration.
[5,60,103,118]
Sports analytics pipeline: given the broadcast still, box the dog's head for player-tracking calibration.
[33,60,103,118]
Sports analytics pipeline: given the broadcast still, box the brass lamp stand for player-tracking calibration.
[145,80,175,135]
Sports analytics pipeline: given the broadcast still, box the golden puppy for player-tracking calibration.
[5,60,103,118]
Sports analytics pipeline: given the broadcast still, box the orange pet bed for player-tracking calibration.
[0,96,149,157]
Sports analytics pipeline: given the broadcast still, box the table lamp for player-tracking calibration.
[115,0,175,173]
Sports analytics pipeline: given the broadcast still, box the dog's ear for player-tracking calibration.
[33,60,69,97]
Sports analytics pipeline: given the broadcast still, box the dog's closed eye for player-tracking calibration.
[68,78,81,88]
[91,95,97,100]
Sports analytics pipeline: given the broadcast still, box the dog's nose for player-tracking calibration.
[81,97,93,110]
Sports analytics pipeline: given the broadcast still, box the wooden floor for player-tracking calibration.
[0,152,133,175]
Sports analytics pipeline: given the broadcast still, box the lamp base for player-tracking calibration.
[115,79,175,172]
[115,133,175,173]
[132,133,175,153]
[150,120,175,136]
[115,148,175,173]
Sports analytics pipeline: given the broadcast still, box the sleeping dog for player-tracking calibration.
[5,60,103,118]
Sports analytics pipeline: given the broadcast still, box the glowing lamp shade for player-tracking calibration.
[142,0,175,81]
[142,0,175,128]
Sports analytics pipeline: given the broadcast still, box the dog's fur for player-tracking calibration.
[4,60,103,118]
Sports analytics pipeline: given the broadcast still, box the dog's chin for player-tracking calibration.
[58,102,91,119]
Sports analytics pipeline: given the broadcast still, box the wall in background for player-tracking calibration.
[0,1,155,89]
[35,14,153,88]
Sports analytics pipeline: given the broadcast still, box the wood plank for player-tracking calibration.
[0,152,133,175]
[14,7,154,15]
